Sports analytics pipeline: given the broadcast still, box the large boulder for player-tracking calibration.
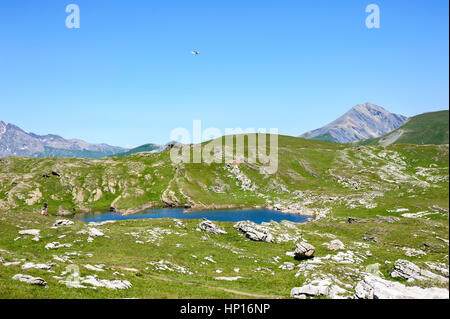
[294,242,315,260]
[12,274,47,286]
[355,274,449,299]
[233,221,274,243]
[198,219,227,235]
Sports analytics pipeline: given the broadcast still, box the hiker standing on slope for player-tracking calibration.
[41,202,48,216]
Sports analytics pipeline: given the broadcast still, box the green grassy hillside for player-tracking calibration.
[358,110,449,146]
[1,134,448,215]
[0,135,448,299]
[310,132,338,143]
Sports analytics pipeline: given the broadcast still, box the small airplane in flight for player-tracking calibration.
[191,51,200,55]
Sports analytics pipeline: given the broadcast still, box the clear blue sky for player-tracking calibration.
[0,0,448,147]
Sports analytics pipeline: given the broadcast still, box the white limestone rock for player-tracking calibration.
[12,274,47,286]
[234,221,274,243]
[84,264,105,272]
[215,276,243,281]
[45,242,72,250]
[279,262,295,270]
[355,274,449,299]
[22,262,53,270]
[18,229,40,236]
[88,228,104,237]
[81,276,132,289]
[199,219,227,235]
[325,239,345,251]
[18,229,41,241]
[53,220,74,227]
[291,279,348,299]
[391,259,448,283]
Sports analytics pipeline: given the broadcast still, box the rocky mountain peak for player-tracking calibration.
[300,103,408,143]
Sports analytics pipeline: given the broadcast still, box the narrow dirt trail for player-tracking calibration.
[111,265,282,299]
[142,272,283,299]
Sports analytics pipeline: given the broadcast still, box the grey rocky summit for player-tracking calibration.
[300,103,408,143]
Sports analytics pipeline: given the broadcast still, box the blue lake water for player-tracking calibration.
[76,208,311,224]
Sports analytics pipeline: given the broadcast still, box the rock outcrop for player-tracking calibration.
[88,228,105,237]
[18,229,40,236]
[355,274,449,299]
[198,219,227,235]
[279,262,295,270]
[326,239,345,251]
[18,229,41,241]
[60,275,132,289]
[233,221,274,242]
[81,276,132,289]
[45,242,72,250]
[53,220,74,227]
[291,278,348,299]
[12,274,47,286]
[391,259,448,283]
[22,262,53,270]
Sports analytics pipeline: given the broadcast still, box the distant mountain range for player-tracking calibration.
[0,121,126,158]
[357,110,449,146]
[112,143,162,157]
[2,103,447,159]
[300,103,408,143]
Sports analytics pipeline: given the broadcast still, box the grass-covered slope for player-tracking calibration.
[0,134,448,215]
[358,110,449,146]
[310,132,338,143]
[0,209,448,299]
[0,135,448,299]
